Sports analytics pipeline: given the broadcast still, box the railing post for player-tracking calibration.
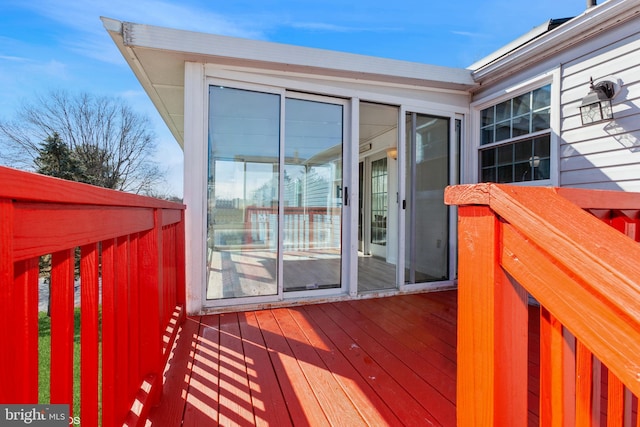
[176,211,186,306]
[138,208,163,405]
[456,205,528,426]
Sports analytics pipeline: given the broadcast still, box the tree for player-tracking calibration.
[0,90,163,194]
[34,132,86,181]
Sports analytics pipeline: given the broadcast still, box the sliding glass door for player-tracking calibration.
[283,98,343,292]
[404,113,449,283]
[206,86,345,302]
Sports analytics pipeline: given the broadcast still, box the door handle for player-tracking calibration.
[344,186,349,206]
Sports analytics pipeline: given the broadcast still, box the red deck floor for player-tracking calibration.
[147,290,543,426]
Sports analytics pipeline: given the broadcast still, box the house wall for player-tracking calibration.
[471,17,640,192]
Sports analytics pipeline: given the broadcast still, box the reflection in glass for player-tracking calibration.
[405,113,449,284]
[370,158,388,246]
[206,86,280,299]
[283,98,343,292]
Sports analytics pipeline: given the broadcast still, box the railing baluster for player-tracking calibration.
[50,249,75,411]
[13,257,39,403]
[102,238,116,427]
[80,243,100,427]
[128,234,141,400]
[0,198,16,403]
[138,209,163,405]
[115,236,131,422]
[608,370,625,426]
[540,307,565,426]
[576,341,594,426]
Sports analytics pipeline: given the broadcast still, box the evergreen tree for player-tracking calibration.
[34,132,86,182]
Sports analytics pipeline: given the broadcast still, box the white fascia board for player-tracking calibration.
[471,0,640,86]
[102,17,185,146]
[111,18,475,91]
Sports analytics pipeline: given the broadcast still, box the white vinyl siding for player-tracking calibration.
[559,21,640,191]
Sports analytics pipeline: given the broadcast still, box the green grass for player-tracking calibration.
[38,308,85,420]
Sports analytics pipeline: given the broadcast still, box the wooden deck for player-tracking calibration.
[147,291,541,426]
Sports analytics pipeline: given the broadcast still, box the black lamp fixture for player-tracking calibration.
[580,77,616,125]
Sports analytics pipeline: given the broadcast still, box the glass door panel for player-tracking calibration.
[206,86,280,299]
[405,113,449,283]
[283,98,343,292]
[370,157,388,257]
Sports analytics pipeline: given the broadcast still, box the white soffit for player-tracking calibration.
[102,17,475,147]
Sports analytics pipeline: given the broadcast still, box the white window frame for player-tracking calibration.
[468,69,560,186]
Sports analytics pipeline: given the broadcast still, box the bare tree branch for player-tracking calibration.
[0,90,165,194]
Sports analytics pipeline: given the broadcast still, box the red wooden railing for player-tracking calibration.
[0,166,185,427]
[445,184,640,426]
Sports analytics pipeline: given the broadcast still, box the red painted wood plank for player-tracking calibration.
[456,205,528,426]
[341,298,456,401]
[137,211,163,391]
[128,235,141,401]
[253,309,329,425]
[0,166,184,210]
[102,239,117,427]
[13,204,153,262]
[271,308,367,427]
[0,199,16,403]
[236,311,293,427]
[162,209,182,226]
[175,213,185,306]
[539,308,565,427]
[303,303,439,425]
[347,297,456,378]
[183,315,220,426]
[217,313,255,426]
[146,316,201,427]
[319,301,455,426]
[286,307,403,426]
[608,370,625,426]
[80,243,100,427]
[115,236,131,423]
[50,249,75,410]
[12,258,39,403]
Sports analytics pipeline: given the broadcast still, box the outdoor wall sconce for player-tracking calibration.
[580,77,616,125]
[386,147,398,160]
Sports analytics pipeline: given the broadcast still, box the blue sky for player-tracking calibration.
[0,0,595,196]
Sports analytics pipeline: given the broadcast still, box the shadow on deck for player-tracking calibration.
[147,291,541,426]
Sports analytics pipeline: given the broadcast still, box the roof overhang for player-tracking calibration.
[102,17,476,148]
[469,0,640,88]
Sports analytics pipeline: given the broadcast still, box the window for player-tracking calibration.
[479,84,551,183]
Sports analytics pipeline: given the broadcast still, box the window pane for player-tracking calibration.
[514,140,532,163]
[497,144,513,165]
[512,115,531,137]
[496,121,511,142]
[497,165,513,183]
[481,107,495,126]
[534,135,551,157]
[284,98,343,292]
[495,99,511,122]
[536,158,551,180]
[532,109,550,131]
[533,85,551,110]
[207,86,280,300]
[481,148,496,167]
[481,167,496,182]
[513,92,531,116]
[514,162,530,182]
[481,126,494,145]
